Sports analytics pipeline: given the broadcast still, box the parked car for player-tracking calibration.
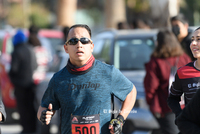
[38,29,64,49]
[92,29,160,133]
[38,29,65,72]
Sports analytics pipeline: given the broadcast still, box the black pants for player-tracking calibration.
[153,112,180,134]
[14,85,37,133]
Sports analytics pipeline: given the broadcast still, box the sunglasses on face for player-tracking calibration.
[66,37,93,45]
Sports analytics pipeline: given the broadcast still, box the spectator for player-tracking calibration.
[171,14,195,61]
[37,24,137,134]
[28,25,50,134]
[117,22,129,30]
[28,25,42,47]
[9,30,38,134]
[131,18,151,29]
[144,29,191,134]
[0,100,6,134]
[168,27,200,131]
[28,25,49,85]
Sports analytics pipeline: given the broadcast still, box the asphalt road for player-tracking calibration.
[0,123,151,134]
[0,124,58,134]
[1,124,22,134]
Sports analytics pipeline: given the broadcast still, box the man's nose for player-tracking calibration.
[77,40,83,47]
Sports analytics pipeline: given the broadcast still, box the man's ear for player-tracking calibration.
[64,45,69,53]
[185,23,189,29]
[91,43,94,53]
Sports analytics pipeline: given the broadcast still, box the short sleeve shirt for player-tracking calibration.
[41,60,133,134]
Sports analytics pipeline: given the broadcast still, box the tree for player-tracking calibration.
[104,0,127,29]
[57,0,77,27]
[5,1,51,28]
[180,0,200,26]
[149,0,171,28]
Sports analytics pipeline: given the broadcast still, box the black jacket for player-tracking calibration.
[9,43,37,88]
[176,88,200,134]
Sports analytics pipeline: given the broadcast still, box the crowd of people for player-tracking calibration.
[1,12,200,134]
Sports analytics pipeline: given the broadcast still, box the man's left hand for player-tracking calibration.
[109,115,125,134]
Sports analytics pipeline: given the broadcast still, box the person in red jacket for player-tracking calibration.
[144,29,191,134]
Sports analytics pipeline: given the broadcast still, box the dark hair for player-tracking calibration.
[117,22,129,30]
[171,14,188,24]
[29,25,40,35]
[67,24,92,38]
[28,25,41,47]
[195,27,200,31]
[63,26,70,42]
[152,29,184,58]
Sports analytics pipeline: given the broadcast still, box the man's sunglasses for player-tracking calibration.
[65,37,93,45]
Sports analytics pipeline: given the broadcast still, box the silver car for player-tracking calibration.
[92,29,160,134]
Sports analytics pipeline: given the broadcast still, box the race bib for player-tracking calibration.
[71,114,100,134]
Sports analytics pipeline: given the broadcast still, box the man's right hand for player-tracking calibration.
[40,103,54,125]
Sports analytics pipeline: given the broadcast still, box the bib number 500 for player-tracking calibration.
[71,114,100,134]
[75,126,97,134]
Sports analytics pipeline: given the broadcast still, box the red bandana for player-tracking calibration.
[67,55,95,74]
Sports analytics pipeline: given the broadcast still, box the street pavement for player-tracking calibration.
[0,123,150,134]
[0,124,58,134]
[1,124,22,134]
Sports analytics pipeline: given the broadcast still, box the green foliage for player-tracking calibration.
[180,0,200,25]
[85,8,102,24]
[7,4,25,28]
[126,0,150,13]
[184,0,200,11]
[6,3,51,28]
[29,4,51,28]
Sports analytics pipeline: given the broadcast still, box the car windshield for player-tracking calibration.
[114,37,155,70]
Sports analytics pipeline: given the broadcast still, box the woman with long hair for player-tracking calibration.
[144,29,191,134]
